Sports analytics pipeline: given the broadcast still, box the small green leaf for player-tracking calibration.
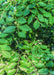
[4,26,16,33]
[27,4,36,8]
[19,25,31,32]
[17,17,26,24]
[7,63,17,69]
[0,19,5,24]
[40,45,47,49]
[38,68,49,74]
[2,51,11,58]
[0,39,8,44]
[31,9,38,15]
[49,16,53,25]
[23,9,30,16]
[16,11,23,17]
[50,71,54,75]
[44,18,48,25]
[28,15,33,24]
[44,12,51,17]
[38,14,44,22]
[0,45,11,51]
[38,2,46,7]
[33,20,40,29]
[52,9,54,15]
[41,23,46,27]
[35,63,44,68]
[46,61,53,67]
[6,17,15,23]
[0,63,5,69]
[18,32,26,38]
[38,8,46,14]
[0,69,4,74]
[9,11,14,16]
[7,69,16,75]
[11,57,18,62]
[0,33,8,37]
[45,4,54,10]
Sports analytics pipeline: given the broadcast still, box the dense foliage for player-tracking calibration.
[0,0,54,75]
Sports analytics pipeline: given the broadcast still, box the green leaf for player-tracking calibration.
[38,14,44,22]
[9,11,14,16]
[18,32,26,38]
[38,8,46,14]
[7,69,16,75]
[20,61,31,67]
[16,11,23,17]
[0,63,5,69]
[11,57,18,62]
[40,45,47,49]
[6,17,15,23]
[52,9,54,15]
[33,20,40,29]
[45,4,54,10]
[35,63,44,68]
[4,26,16,33]
[0,45,11,51]
[0,69,4,74]
[23,9,30,16]
[17,17,26,24]
[43,12,51,17]
[0,19,5,24]
[21,45,30,50]
[38,2,46,7]
[41,23,46,27]
[2,51,11,58]
[19,25,31,32]
[31,9,38,15]
[7,63,17,69]
[53,17,54,23]
[2,2,10,10]
[44,18,48,25]
[0,33,8,37]
[27,4,36,9]
[19,66,28,73]
[0,39,8,44]
[3,12,6,18]
[38,68,49,74]
[49,16,53,25]
[28,15,33,24]
[50,71,54,75]
[17,5,25,10]
[46,61,53,67]
[32,46,37,60]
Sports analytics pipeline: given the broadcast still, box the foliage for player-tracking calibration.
[0,0,54,75]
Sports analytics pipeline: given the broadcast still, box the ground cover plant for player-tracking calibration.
[0,0,54,75]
